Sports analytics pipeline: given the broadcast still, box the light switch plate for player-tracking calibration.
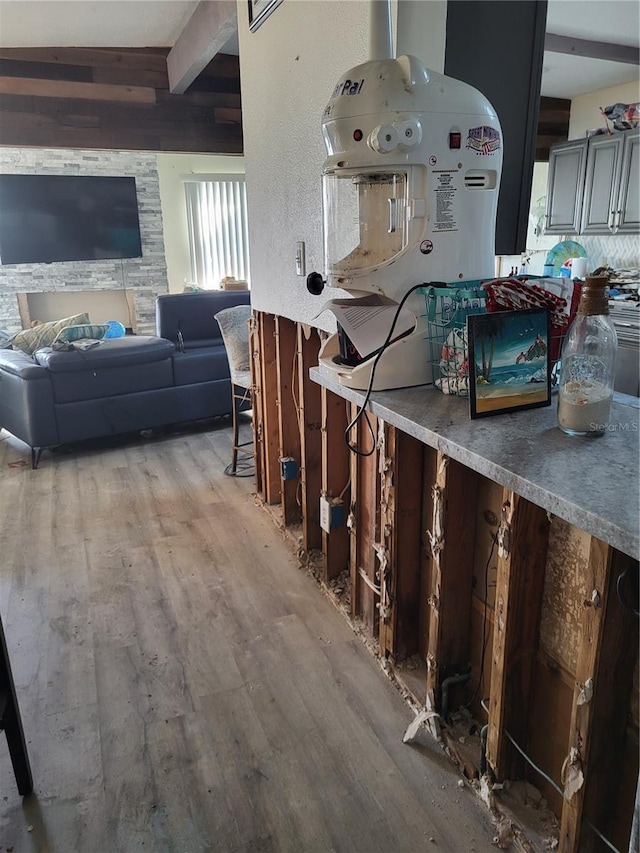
[295,241,306,276]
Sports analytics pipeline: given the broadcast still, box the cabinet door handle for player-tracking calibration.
[610,209,616,231]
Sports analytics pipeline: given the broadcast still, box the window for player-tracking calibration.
[184,177,250,289]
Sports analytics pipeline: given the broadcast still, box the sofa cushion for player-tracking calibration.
[11,313,90,355]
[156,291,251,349]
[35,335,174,372]
[172,344,231,386]
[35,336,175,404]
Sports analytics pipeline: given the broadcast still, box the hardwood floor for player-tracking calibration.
[0,420,497,852]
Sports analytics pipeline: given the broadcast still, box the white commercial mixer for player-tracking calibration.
[309,19,503,391]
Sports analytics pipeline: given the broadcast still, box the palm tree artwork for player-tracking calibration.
[471,313,506,383]
[468,308,551,418]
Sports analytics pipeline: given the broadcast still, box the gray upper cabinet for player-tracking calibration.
[581,134,623,234]
[546,129,639,236]
[615,129,639,233]
[545,140,587,234]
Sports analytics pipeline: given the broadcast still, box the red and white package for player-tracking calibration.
[481,276,583,362]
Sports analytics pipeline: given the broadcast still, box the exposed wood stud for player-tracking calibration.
[275,317,301,526]
[296,324,323,553]
[258,313,281,506]
[418,447,438,662]
[379,425,423,663]
[353,414,380,636]
[425,454,479,704]
[486,492,550,780]
[578,551,639,851]
[249,312,264,498]
[560,543,638,852]
[348,402,359,617]
[320,388,350,582]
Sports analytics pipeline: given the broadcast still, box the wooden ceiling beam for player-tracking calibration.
[545,33,640,66]
[167,0,237,95]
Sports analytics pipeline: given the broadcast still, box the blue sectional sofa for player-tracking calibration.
[0,289,251,467]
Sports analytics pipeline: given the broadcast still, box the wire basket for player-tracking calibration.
[422,283,487,397]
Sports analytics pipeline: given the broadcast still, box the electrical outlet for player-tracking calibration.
[295,241,306,276]
[320,495,344,533]
[320,494,331,533]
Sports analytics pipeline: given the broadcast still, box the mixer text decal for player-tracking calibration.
[466,126,501,155]
[332,78,365,98]
[433,171,458,233]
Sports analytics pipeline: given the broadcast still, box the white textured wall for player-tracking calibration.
[238,0,447,329]
[157,153,244,293]
[569,79,640,139]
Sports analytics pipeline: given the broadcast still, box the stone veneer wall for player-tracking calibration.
[0,148,168,335]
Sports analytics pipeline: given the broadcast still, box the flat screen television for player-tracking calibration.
[0,174,143,265]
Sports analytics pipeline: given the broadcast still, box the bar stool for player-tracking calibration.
[0,614,33,796]
[215,305,254,476]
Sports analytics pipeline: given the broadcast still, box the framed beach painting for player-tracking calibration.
[467,308,551,419]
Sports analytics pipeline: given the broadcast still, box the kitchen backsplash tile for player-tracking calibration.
[577,233,640,270]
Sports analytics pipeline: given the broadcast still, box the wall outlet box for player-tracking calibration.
[320,495,344,533]
[280,456,298,480]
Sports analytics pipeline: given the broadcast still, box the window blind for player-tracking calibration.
[185,178,250,289]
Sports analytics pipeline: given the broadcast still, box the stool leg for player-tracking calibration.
[3,699,33,795]
[231,387,240,475]
[1,619,33,796]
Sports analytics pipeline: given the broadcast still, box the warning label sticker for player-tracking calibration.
[432,170,458,233]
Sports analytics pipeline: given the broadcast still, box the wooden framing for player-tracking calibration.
[296,326,323,553]
[320,387,350,582]
[559,543,639,852]
[257,313,281,505]
[275,316,301,526]
[249,309,639,853]
[425,454,479,700]
[248,311,264,497]
[378,425,424,663]
[0,47,242,153]
[486,492,550,780]
[350,411,381,634]
[167,0,237,94]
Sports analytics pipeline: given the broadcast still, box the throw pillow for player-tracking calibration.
[11,313,90,355]
[53,323,109,344]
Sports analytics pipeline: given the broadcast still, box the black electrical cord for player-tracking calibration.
[345,282,429,456]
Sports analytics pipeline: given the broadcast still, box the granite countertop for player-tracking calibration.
[310,368,640,561]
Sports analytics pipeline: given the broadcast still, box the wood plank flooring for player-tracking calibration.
[0,420,497,852]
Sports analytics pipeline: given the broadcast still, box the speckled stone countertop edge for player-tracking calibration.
[310,368,639,561]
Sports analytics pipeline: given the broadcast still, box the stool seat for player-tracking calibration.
[215,305,254,476]
[232,369,252,390]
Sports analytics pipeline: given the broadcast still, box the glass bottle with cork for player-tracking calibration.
[557,274,617,436]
